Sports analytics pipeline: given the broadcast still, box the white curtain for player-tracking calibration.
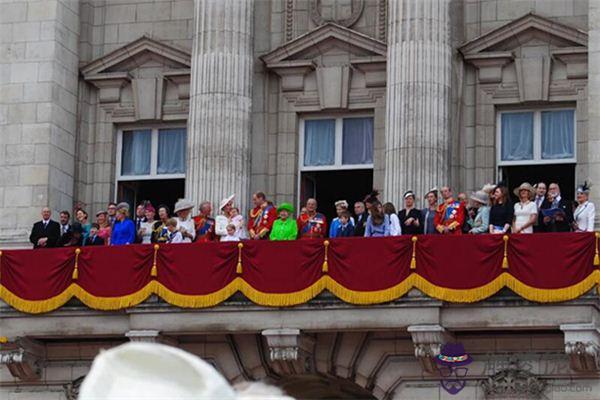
[304,119,335,166]
[342,117,374,165]
[501,112,533,161]
[122,130,151,175]
[541,110,574,159]
[158,128,186,174]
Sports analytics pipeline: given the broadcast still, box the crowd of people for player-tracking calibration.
[29,181,596,249]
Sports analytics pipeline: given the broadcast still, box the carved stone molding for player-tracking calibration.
[64,375,85,400]
[125,330,178,346]
[309,0,364,28]
[0,338,45,381]
[560,323,600,372]
[407,325,453,374]
[463,52,514,84]
[261,328,315,375]
[552,47,588,79]
[481,360,546,399]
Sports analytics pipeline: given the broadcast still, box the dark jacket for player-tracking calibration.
[84,235,105,246]
[539,197,573,232]
[353,212,369,237]
[57,231,84,247]
[29,220,61,248]
[336,223,355,237]
[398,208,423,235]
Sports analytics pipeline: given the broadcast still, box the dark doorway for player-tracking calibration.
[300,169,373,222]
[117,179,185,214]
[500,164,575,202]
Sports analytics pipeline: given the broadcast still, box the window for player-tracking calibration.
[300,116,374,170]
[117,127,187,180]
[497,109,575,165]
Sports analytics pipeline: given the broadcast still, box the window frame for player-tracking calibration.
[298,114,375,172]
[496,107,576,167]
[116,124,187,182]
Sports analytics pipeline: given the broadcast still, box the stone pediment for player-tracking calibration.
[459,13,587,55]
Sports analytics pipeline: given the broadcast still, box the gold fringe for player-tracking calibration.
[72,282,155,310]
[236,243,243,274]
[505,270,600,303]
[410,236,417,270]
[151,244,159,277]
[325,275,414,304]
[413,273,507,303]
[156,279,241,308]
[0,284,76,314]
[322,240,329,273]
[502,235,509,269]
[241,278,327,307]
[72,248,81,280]
[594,232,600,266]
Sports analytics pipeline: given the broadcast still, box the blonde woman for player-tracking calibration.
[512,183,537,234]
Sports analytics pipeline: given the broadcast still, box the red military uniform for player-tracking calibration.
[248,202,277,239]
[434,198,465,235]
[193,214,216,242]
[297,211,327,239]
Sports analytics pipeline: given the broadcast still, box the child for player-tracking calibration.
[166,218,184,244]
[85,223,105,246]
[221,223,240,242]
[229,207,247,239]
[336,211,355,237]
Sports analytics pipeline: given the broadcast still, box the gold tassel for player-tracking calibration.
[151,244,159,277]
[236,243,243,274]
[502,235,509,269]
[410,236,418,270]
[322,240,330,273]
[73,248,81,280]
[594,232,600,266]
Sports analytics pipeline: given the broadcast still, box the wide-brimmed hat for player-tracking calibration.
[174,199,194,213]
[78,343,237,400]
[95,210,107,217]
[334,200,348,208]
[435,343,472,367]
[424,187,438,198]
[116,202,130,212]
[481,183,496,194]
[470,191,489,205]
[404,190,415,199]
[277,202,294,214]
[513,182,535,198]
[219,194,235,211]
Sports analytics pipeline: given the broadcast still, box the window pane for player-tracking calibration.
[342,117,373,165]
[121,130,151,175]
[501,112,533,161]
[541,110,574,160]
[158,128,186,174]
[304,119,335,166]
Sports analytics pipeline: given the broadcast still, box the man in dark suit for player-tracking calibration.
[539,182,573,232]
[29,207,61,248]
[84,223,105,246]
[353,201,369,237]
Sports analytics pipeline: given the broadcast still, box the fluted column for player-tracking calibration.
[384,0,453,207]
[186,0,254,213]
[588,0,600,229]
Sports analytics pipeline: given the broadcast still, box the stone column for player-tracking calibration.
[186,0,254,214]
[588,0,600,229]
[383,0,453,207]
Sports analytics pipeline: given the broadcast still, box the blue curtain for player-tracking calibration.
[541,110,574,160]
[501,112,533,161]
[342,117,373,165]
[158,128,186,174]
[122,130,151,175]
[304,119,335,166]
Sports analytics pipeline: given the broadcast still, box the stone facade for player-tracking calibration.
[1,1,600,399]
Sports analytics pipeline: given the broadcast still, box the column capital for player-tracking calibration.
[560,323,600,372]
[0,337,45,381]
[408,324,454,374]
[125,330,178,346]
[261,328,315,375]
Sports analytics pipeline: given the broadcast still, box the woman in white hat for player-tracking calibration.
[573,182,596,232]
[216,194,247,240]
[466,191,490,234]
[512,182,537,234]
[173,199,196,243]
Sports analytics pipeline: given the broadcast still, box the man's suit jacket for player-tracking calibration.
[539,197,573,232]
[84,235,105,246]
[29,220,61,248]
[354,212,369,237]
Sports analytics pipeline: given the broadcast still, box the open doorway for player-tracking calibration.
[300,169,373,222]
[500,164,575,202]
[117,179,185,214]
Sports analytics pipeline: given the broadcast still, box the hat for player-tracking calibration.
[219,194,235,211]
[78,343,237,400]
[116,202,129,212]
[470,190,489,205]
[277,202,294,214]
[481,183,496,194]
[513,182,535,198]
[364,190,380,204]
[435,343,472,367]
[577,181,591,194]
[403,190,415,199]
[424,187,438,198]
[95,210,107,217]
[145,203,156,213]
[174,199,194,214]
[334,200,349,208]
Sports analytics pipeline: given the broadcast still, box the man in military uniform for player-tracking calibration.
[297,198,328,239]
[434,186,465,235]
[193,201,216,242]
[248,192,277,240]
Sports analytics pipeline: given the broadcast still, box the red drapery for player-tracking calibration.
[1,233,598,313]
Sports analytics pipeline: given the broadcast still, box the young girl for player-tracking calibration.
[221,224,240,242]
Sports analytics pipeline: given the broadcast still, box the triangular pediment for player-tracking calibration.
[81,36,191,77]
[261,22,386,67]
[460,13,587,55]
